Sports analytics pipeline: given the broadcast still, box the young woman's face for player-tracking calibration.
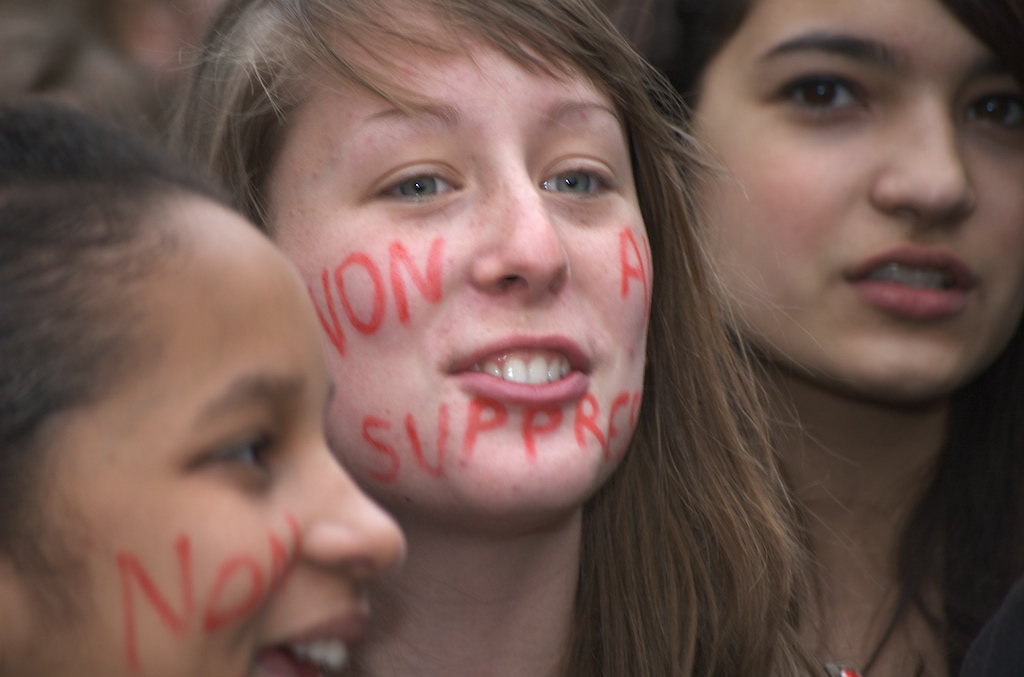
[267,39,651,532]
[696,0,1024,402]
[0,197,404,677]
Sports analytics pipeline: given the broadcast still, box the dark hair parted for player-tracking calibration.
[0,100,224,572]
[624,0,1024,673]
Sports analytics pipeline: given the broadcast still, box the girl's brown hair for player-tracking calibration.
[173,1,816,674]
[619,0,1024,673]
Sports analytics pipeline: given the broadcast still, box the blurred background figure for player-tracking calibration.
[0,0,222,132]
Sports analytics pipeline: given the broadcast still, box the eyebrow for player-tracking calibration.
[548,100,623,126]
[365,103,460,127]
[760,31,1012,81]
[761,32,901,71]
[195,373,306,425]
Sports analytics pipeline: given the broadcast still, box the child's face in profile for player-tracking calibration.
[0,197,404,677]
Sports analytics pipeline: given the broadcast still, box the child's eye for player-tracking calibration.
[966,93,1024,129]
[542,170,604,194]
[386,175,453,199]
[215,434,273,469]
[783,76,859,110]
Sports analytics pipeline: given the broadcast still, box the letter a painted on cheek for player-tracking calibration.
[574,392,608,459]
[309,274,346,357]
[203,556,267,633]
[521,407,564,462]
[335,253,386,335]
[390,237,444,324]
[362,417,401,483]
[462,397,509,464]
[619,229,649,308]
[118,535,194,672]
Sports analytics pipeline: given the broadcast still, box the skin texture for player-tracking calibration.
[268,42,651,533]
[0,197,405,677]
[266,38,651,675]
[698,0,1024,404]
[693,0,1024,673]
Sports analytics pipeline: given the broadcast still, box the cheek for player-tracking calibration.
[300,236,447,360]
[112,517,299,673]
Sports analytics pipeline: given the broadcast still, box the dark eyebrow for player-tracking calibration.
[761,32,901,72]
[196,374,305,425]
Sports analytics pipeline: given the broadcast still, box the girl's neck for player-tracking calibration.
[767,364,951,676]
[355,508,581,677]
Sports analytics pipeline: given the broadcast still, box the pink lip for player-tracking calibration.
[449,335,592,406]
[845,246,976,320]
[273,610,368,647]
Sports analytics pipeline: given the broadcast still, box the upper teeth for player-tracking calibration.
[865,262,953,290]
[471,351,571,385]
[291,639,349,676]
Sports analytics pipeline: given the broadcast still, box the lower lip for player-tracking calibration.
[455,371,590,406]
[852,279,969,320]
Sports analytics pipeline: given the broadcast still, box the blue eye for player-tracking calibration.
[785,76,859,110]
[542,171,600,194]
[388,175,452,199]
[966,93,1024,129]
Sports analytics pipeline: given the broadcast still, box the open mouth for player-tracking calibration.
[255,639,350,676]
[470,349,571,385]
[863,262,956,290]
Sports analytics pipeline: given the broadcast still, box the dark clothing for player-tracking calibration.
[960,574,1024,676]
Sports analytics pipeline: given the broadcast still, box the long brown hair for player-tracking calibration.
[616,0,1024,672]
[172,1,816,674]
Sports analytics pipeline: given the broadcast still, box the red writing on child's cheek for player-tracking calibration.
[202,556,265,633]
[362,416,401,483]
[117,520,298,673]
[574,392,608,459]
[118,536,194,671]
[521,407,563,463]
[309,237,446,357]
[461,397,508,464]
[619,229,650,309]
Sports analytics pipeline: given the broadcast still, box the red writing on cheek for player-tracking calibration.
[202,556,265,633]
[362,392,641,483]
[521,407,563,463]
[390,238,443,324]
[117,520,298,673]
[118,536,193,672]
[574,393,608,459]
[461,397,509,464]
[309,236,446,357]
[404,405,448,477]
[363,416,401,483]
[336,253,386,335]
[619,229,650,309]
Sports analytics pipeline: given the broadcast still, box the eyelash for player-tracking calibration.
[965,92,1024,130]
[383,174,455,201]
[781,75,862,113]
[541,168,612,195]
[213,434,274,470]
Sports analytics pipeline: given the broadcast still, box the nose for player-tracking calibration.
[294,450,406,581]
[870,101,976,226]
[469,174,570,300]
